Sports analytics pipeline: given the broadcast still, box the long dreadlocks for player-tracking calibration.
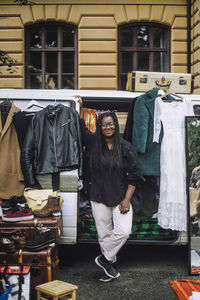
[89,111,123,178]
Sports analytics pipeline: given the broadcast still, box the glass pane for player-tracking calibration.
[45,26,57,48]
[138,52,149,71]
[138,26,149,48]
[30,29,42,48]
[29,52,41,73]
[30,75,42,88]
[154,28,166,48]
[62,75,74,89]
[121,74,128,91]
[120,28,133,47]
[46,53,57,73]
[46,75,58,89]
[154,52,167,72]
[122,52,133,73]
[63,52,74,73]
[63,28,74,47]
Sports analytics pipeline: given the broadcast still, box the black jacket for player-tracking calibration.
[80,119,144,212]
[21,104,82,187]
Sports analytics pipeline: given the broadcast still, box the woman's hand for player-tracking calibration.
[75,95,83,108]
[75,95,83,118]
[119,198,131,214]
[119,184,135,214]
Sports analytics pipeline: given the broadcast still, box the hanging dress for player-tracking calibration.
[153,96,188,231]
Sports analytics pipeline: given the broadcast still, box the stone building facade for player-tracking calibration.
[0,0,199,93]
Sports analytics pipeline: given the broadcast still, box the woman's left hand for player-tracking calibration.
[119,198,131,214]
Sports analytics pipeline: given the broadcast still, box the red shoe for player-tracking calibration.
[2,206,33,222]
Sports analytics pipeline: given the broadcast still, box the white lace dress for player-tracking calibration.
[153,96,188,231]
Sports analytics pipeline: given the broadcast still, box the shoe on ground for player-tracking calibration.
[26,228,55,251]
[99,275,114,283]
[2,206,33,222]
[95,255,120,279]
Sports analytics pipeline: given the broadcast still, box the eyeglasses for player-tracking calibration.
[100,122,115,129]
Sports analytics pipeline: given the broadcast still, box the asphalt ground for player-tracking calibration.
[58,243,197,300]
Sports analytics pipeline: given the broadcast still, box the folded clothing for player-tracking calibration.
[36,170,78,192]
[169,279,200,300]
[80,216,177,240]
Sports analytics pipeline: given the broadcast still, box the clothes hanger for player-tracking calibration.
[0,97,12,115]
[160,89,183,102]
[0,96,12,107]
[22,99,44,111]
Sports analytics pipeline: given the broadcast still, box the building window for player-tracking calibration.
[118,23,170,90]
[25,22,77,89]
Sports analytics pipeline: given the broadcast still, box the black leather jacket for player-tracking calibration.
[21,104,82,187]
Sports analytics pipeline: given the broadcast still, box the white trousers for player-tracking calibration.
[91,200,133,263]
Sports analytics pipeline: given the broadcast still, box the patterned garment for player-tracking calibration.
[80,216,177,240]
[83,108,96,133]
[169,279,200,300]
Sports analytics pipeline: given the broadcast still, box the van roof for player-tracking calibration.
[0,88,141,100]
[0,88,199,101]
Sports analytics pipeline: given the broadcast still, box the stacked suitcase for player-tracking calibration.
[126,71,194,94]
[0,216,61,300]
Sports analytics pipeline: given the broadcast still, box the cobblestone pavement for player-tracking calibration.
[58,243,195,300]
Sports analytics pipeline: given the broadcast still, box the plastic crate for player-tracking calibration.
[0,286,12,300]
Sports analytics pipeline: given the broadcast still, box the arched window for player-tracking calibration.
[118,23,170,90]
[25,22,77,89]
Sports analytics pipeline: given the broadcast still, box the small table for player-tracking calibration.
[35,280,78,300]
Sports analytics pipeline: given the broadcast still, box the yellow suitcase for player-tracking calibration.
[126,71,194,94]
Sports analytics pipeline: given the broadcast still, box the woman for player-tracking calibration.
[77,96,143,282]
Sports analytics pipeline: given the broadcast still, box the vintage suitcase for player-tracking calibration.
[126,71,194,94]
[0,216,62,243]
[0,246,59,300]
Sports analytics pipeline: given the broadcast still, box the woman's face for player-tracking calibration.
[100,116,116,138]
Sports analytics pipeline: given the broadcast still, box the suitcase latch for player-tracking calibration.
[179,76,187,85]
[139,75,148,83]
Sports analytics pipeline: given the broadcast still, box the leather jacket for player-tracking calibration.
[21,104,82,187]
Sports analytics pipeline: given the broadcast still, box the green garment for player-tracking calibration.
[132,88,175,176]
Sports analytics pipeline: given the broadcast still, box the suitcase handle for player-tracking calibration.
[155,79,171,88]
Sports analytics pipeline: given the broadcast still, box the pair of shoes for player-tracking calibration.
[95,255,120,279]
[33,196,62,217]
[2,205,33,222]
[26,228,56,251]
[1,196,27,211]
[0,237,15,253]
[0,229,26,249]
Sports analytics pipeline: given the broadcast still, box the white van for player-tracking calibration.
[0,88,199,246]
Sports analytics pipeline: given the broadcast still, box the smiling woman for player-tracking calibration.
[77,95,144,281]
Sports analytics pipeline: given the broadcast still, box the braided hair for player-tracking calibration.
[89,111,123,177]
